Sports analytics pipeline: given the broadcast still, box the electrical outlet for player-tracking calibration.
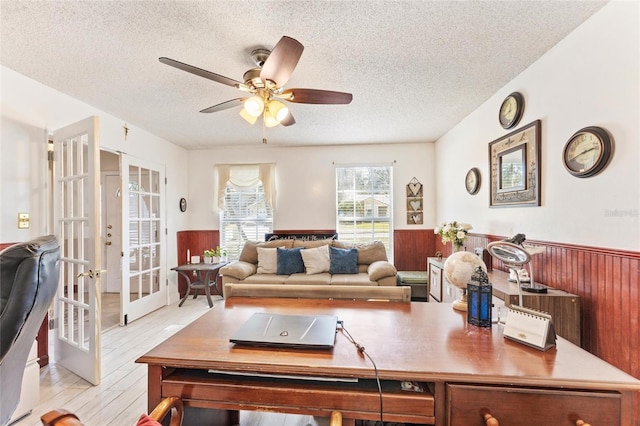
[18,212,30,229]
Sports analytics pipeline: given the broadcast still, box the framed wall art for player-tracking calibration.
[406,177,423,224]
[488,120,541,207]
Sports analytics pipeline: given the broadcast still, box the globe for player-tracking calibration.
[443,251,487,311]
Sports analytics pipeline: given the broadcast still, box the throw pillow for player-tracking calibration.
[136,414,162,426]
[329,246,358,274]
[276,247,305,275]
[256,247,277,274]
[239,239,294,264]
[300,245,331,275]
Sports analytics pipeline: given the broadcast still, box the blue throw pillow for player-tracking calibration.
[329,247,358,274]
[276,247,305,275]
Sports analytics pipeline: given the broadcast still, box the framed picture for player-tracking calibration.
[488,120,541,207]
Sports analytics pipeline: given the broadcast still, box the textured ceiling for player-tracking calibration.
[0,1,607,149]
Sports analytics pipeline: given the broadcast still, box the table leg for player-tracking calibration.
[204,270,214,308]
[147,365,162,413]
[177,271,192,307]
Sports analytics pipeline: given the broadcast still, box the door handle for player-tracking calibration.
[77,270,95,279]
[76,269,107,279]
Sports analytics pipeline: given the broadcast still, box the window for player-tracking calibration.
[336,165,393,259]
[217,164,275,260]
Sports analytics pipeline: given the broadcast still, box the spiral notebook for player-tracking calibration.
[503,305,556,351]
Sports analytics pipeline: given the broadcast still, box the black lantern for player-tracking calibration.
[467,266,492,327]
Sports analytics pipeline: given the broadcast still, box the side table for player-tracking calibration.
[171,262,228,308]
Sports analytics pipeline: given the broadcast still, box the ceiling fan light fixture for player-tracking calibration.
[268,100,289,122]
[244,96,264,117]
[239,108,258,125]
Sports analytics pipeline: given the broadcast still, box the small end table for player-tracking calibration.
[171,262,228,308]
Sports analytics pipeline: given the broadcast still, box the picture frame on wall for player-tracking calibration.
[488,120,541,207]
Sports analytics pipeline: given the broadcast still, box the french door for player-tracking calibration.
[52,116,102,385]
[120,155,166,324]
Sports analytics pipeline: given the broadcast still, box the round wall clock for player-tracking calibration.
[562,126,613,178]
[498,92,524,129]
[465,168,481,195]
[179,197,187,212]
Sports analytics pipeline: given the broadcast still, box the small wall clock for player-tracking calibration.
[179,197,187,212]
[498,92,525,129]
[562,126,613,178]
[465,168,481,195]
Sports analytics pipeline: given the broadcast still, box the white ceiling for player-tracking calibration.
[1,1,607,149]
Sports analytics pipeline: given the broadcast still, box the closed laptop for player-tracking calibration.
[230,312,338,349]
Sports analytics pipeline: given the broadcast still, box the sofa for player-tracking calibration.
[220,239,398,298]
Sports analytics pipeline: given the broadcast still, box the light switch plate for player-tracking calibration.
[18,212,30,229]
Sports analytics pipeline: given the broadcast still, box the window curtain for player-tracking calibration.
[216,163,275,209]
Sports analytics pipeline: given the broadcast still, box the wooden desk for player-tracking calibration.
[171,262,228,308]
[136,298,640,425]
[428,257,582,346]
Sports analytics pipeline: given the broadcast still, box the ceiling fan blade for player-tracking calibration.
[160,57,243,88]
[260,36,304,87]
[280,112,295,127]
[200,98,245,113]
[281,88,353,105]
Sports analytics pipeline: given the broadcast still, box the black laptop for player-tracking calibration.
[230,312,338,349]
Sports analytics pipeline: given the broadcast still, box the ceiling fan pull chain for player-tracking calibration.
[262,115,267,144]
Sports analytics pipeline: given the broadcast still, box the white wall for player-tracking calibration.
[434,1,639,251]
[1,66,189,302]
[186,142,435,233]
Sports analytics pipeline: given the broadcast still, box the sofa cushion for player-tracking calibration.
[300,245,331,275]
[329,247,358,274]
[368,260,398,281]
[276,247,305,275]
[284,273,332,285]
[330,273,375,286]
[354,241,388,264]
[257,247,277,274]
[220,261,256,280]
[242,274,288,284]
[292,238,334,249]
[332,240,388,264]
[240,239,294,264]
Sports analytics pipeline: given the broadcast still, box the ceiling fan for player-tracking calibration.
[159,36,353,136]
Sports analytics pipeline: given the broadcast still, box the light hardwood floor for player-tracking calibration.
[12,295,331,426]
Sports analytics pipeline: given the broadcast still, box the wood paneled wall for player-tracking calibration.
[175,230,220,297]
[453,233,640,422]
[393,229,436,271]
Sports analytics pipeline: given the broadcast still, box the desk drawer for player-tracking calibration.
[164,370,435,424]
[447,384,621,425]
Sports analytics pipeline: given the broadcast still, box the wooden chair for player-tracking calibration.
[40,396,183,426]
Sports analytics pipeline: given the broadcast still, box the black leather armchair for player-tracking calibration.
[1,235,60,426]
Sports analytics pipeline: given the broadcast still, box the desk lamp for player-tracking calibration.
[486,240,530,307]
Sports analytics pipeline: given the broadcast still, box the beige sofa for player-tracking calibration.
[220,239,398,297]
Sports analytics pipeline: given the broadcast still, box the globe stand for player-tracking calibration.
[444,252,487,312]
[452,289,467,311]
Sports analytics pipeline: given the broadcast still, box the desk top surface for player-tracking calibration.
[136,297,640,391]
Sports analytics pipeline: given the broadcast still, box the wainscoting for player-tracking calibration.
[176,230,220,297]
[456,233,640,423]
